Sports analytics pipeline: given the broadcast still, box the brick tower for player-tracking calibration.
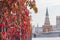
[43,8,52,32]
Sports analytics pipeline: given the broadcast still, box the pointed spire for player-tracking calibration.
[44,8,50,25]
[43,8,53,32]
[46,8,49,16]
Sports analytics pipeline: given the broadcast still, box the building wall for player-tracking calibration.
[43,25,52,32]
[56,16,60,30]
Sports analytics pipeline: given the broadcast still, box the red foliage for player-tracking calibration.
[0,23,4,27]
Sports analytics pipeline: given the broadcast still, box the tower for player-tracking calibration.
[43,8,52,32]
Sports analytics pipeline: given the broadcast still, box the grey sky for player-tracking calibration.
[30,0,60,27]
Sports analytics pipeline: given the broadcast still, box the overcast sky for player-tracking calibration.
[30,0,60,27]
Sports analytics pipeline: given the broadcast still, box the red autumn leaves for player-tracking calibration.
[0,0,37,40]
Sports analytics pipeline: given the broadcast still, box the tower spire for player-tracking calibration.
[43,8,52,32]
[46,8,48,16]
[44,8,50,25]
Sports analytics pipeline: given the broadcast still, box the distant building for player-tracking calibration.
[32,24,42,34]
[35,27,42,34]
[42,8,53,32]
[52,25,56,31]
[32,25,43,38]
[56,16,60,30]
